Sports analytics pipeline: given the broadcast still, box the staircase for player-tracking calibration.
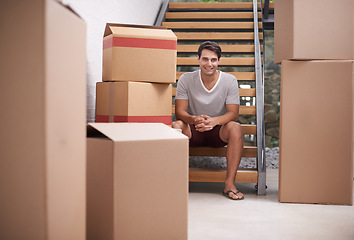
[162,1,267,194]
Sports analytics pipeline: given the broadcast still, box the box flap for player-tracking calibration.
[87,124,110,139]
[104,23,176,40]
[104,23,167,37]
[54,0,83,20]
[87,123,187,142]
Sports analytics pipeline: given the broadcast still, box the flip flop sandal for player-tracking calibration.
[223,190,244,200]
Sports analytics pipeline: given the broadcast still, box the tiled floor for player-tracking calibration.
[188,169,354,240]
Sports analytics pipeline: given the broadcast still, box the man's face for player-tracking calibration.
[198,49,220,76]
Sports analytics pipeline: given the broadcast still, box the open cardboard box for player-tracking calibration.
[102,23,177,84]
[87,123,188,240]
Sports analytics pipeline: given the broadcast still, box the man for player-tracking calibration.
[172,41,244,200]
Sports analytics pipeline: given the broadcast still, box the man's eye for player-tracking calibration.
[211,59,217,62]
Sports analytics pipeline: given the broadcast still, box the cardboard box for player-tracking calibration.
[0,1,86,239]
[96,81,172,125]
[87,123,188,240]
[279,60,353,205]
[274,0,354,64]
[102,23,177,83]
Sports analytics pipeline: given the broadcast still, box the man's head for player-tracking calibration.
[197,41,222,60]
[197,41,222,77]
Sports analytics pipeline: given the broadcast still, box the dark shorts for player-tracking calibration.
[189,124,227,148]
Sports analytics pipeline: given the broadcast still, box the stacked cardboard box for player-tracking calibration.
[274,0,353,64]
[96,81,172,124]
[0,1,86,239]
[275,0,354,205]
[87,123,188,240]
[96,23,177,125]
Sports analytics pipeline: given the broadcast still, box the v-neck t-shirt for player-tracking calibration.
[175,70,240,117]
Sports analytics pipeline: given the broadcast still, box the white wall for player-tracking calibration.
[63,0,164,122]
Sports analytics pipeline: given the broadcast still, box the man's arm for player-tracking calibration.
[210,104,239,126]
[175,99,205,125]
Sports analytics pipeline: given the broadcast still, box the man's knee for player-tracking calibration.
[226,121,242,134]
[172,120,184,129]
[172,120,191,139]
[225,122,243,141]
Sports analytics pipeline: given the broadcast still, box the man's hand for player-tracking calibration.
[194,115,218,132]
[193,115,205,125]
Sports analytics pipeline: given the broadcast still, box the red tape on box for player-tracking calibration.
[95,115,110,122]
[103,37,177,50]
[96,115,172,125]
[114,116,172,125]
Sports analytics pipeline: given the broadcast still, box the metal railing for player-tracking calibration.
[154,0,170,26]
[253,0,266,195]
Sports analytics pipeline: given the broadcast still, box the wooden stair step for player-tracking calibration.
[177,57,261,66]
[226,72,255,81]
[189,145,257,157]
[239,88,256,97]
[165,11,261,20]
[241,124,257,135]
[168,2,274,10]
[176,72,255,81]
[239,105,256,115]
[175,32,263,40]
[177,44,262,53]
[162,21,262,30]
[189,168,258,183]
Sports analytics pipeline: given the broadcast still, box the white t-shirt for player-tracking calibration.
[175,70,240,117]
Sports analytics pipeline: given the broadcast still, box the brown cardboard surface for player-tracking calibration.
[279,60,353,205]
[96,81,172,124]
[87,123,189,240]
[87,138,114,240]
[102,24,177,83]
[275,0,354,64]
[0,1,86,239]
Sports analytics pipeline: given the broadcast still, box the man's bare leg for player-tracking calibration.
[220,121,244,200]
[173,120,243,199]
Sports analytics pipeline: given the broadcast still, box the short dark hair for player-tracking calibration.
[197,41,222,60]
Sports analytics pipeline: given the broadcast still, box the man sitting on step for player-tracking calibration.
[172,41,244,200]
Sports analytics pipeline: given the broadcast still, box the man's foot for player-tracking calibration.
[223,189,244,200]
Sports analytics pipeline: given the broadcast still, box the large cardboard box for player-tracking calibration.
[103,23,177,83]
[0,1,86,239]
[96,81,172,124]
[353,65,354,178]
[279,60,353,205]
[87,123,188,240]
[274,0,354,64]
